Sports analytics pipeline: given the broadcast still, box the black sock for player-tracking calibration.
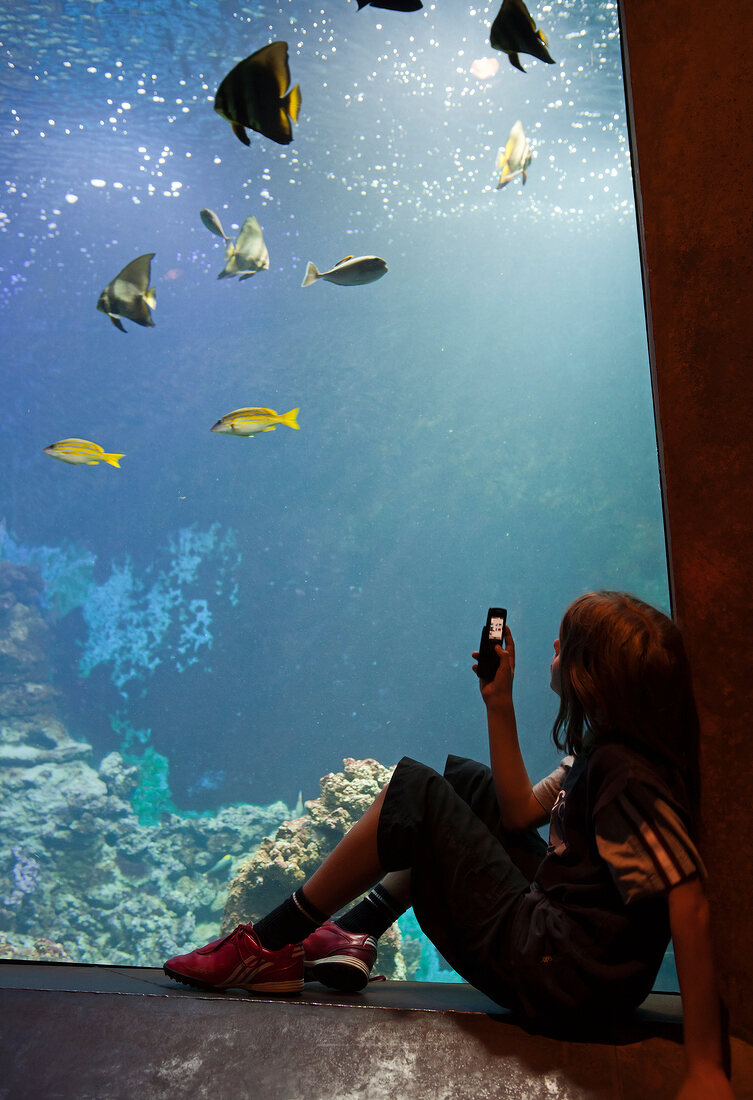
[335,883,407,939]
[254,887,328,951]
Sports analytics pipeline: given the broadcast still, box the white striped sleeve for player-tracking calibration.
[595,786,707,903]
[532,756,574,815]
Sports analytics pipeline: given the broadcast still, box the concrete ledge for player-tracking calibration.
[1,963,751,1099]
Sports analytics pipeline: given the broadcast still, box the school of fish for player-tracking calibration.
[48,0,558,470]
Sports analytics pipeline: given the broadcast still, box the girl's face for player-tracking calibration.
[550,638,561,695]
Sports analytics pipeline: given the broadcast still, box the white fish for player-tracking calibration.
[301,255,388,287]
[495,120,532,188]
[218,216,270,281]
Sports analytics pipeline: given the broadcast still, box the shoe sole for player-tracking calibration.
[304,955,371,993]
[163,964,303,994]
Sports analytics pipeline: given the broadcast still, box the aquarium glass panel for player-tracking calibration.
[0,0,669,985]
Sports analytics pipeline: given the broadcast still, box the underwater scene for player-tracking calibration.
[0,0,672,984]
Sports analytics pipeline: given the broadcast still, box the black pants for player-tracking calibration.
[377,755,546,1008]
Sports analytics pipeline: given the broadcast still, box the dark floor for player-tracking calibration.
[1,962,751,1099]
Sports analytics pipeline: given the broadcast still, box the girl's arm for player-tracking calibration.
[474,626,548,831]
[669,877,735,1099]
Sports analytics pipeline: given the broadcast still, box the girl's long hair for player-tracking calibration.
[552,592,699,802]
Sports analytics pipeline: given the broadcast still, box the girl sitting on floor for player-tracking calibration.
[165,591,733,1100]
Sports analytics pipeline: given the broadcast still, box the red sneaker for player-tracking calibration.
[302,921,377,992]
[164,924,304,994]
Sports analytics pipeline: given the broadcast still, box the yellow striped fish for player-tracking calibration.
[43,439,125,467]
[210,407,300,437]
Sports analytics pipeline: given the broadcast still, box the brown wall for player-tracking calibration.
[620,0,753,1041]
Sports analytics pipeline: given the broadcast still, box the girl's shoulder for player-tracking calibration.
[586,738,690,818]
[584,734,665,771]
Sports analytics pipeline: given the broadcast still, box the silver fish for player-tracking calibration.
[218,215,269,281]
[97,253,156,332]
[200,208,230,240]
[301,255,388,287]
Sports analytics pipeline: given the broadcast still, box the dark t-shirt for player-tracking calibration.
[507,741,696,1020]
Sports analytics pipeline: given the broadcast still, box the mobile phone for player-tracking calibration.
[477,607,508,681]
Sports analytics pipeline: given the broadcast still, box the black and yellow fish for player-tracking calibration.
[490,0,555,73]
[214,41,301,146]
[97,253,156,332]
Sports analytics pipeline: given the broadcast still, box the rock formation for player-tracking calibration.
[222,757,406,979]
[0,563,289,964]
[0,565,411,978]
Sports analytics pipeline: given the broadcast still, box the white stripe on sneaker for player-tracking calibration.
[310,954,371,977]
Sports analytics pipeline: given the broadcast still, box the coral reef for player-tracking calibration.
[0,561,91,766]
[0,933,74,962]
[0,738,291,965]
[222,757,407,980]
[77,523,241,693]
[1,523,256,811]
[0,521,241,697]
[0,563,289,964]
[0,525,96,620]
[0,564,449,983]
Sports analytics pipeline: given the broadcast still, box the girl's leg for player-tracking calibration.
[302,787,388,915]
[379,869,411,909]
[252,786,396,951]
[164,755,524,1002]
[333,868,411,938]
[301,851,412,994]
[163,785,398,993]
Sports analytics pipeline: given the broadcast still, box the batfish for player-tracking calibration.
[490,0,555,72]
[218,215,269,281]
[214,41,301,146]
[97,253,156,332]
[496,120,532,188]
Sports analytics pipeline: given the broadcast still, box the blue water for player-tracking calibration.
[1,0,669,972]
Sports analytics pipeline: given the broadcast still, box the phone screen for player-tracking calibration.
[488,614,506,641]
